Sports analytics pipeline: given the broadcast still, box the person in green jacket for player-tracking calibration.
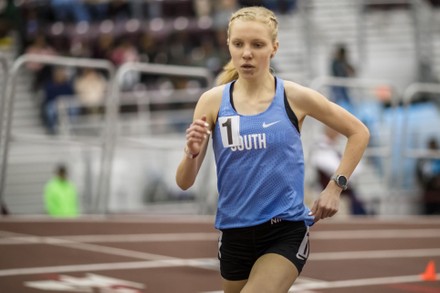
[44,165,78,217]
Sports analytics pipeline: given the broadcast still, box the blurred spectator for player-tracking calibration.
[110,37,139,65]
[262,0,297,14]
[23,8,41,37]
[416,137,440,215]
[107,0,131,21]
[191,37,225,75]
[44,164,78,217]
[215,29,229,60]
[74,67,107,114]
[1,200,8,216]
[143,0,162,18]
[50,0,91,23]
[138,32,159,63]
[193,0,213,18]
[41,66,77,134]
[330,44,356,109]
[427,0,440,6]
[213,0,239,29]
[83,0,109,22]
[70,37,92,59]
[0,0,20,50]
[310,126,368,215]
[415,60,440,106]
[25,33,58,91]
[92,33,114,60]
[110,37,140,90]
[238,0,263,7]
[167,31,191,65]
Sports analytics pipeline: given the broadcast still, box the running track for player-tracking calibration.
[0,215,439,292]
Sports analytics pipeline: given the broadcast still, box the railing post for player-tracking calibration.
[96,62,214,214]
[0,54,115,211]
[0,54,9,212]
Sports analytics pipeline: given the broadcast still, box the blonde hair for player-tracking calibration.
[216,6,279,85]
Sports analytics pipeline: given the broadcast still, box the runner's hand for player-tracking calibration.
[185,115,210,156]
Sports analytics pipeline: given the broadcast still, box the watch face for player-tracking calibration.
[338,176,347,186]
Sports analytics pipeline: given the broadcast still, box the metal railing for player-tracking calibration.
[56,88,206,136]
[0,54,116,210]
[0,54,9,212]
[0,56,215,214]
[92,62,214,213]
[0,54,9,137]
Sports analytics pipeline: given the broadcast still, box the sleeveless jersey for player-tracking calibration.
[212,77,314,229]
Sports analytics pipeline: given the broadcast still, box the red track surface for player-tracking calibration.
[0,215,439,292]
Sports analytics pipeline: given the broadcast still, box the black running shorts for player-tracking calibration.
[218,219,310,281]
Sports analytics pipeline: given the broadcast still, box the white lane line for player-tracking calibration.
[320,216,440,225]
[50,239,177,261]
[0,258,219,277]
[311,248,440,260]
[202,273,440,293]
[0,230,220,245]
[0,215,215,223]
[311,229,440,239]
[0,230,221,275]
[50,232,218,243]
[0,230,174,261]
[288,273,440,291]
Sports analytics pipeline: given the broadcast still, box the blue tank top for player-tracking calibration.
[212,77,314,229]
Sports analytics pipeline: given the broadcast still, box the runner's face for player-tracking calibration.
[228,19,277,79]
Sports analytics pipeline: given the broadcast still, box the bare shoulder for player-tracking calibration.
[283,80,319,102]
[194,84,225,127]
[284,80,304,95]
[283,80,328,120]
[198,84,224,109]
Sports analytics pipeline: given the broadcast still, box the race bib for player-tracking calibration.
[218,116,240,148]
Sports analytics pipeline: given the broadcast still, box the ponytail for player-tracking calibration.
[216,60,238,86]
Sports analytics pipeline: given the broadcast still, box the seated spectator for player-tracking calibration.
[110,37,140,90]
[92,33,115,61]
[138,32,159,63]
[416,137,440,215]
[25,33,58,91]
[310,126,368,215]
[70,37,92,59]
[41,66,77,134]
[74,67,107,114]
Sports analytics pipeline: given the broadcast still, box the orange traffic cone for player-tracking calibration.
[420,260,437,281]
